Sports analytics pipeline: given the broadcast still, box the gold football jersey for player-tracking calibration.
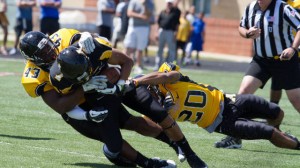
[50,36,113,95]
[158,63,225,128]
[21,28,80,97]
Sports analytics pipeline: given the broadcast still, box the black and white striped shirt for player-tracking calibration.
[240,0,300,58]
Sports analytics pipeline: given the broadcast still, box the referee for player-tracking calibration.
[215,0,300,149]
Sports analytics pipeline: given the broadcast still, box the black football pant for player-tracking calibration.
[61,95,131,154]
[122,85,168,123]
[215,94,281,140]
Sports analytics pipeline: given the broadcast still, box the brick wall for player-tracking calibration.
[203,18,253,57]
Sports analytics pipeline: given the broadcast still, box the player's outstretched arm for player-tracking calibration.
[135,71,181,86]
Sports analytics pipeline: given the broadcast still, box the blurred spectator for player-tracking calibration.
[154,0,180,70]
[176,11,190,65]
[97,0,116,40]
[39,0,61,35]
[0,0,8,56]
[185,12,205,66]
[172,0,181,22]
[144,0,156,64]
[124,0,153,74]
[10,0,36,55]
[183,5,196,64]
[186,5,196,24]
[112,0,129,48]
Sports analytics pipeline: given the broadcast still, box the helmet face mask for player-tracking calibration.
[19,31,58,70]
[75,71,91,84]
[32,38,58,67]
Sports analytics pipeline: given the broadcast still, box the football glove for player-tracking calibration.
[163,92,175,110]
[96,79,125,95]
[79,32,96,54]
[82,75,108,92]
[86,107,108,123]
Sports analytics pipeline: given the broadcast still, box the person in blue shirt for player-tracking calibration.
[96,0,116,40]
[184,12,205,66]
[39,0,61,35]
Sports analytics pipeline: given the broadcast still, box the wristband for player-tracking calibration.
[134,80,139,87]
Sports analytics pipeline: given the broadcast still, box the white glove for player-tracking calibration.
[116,79,125,92]
[82,75,108,92]
[86,107,108,123]
[79,32,96,54]
[163,92,175,110]
[96,79,125,95]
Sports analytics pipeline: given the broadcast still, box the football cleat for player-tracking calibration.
[148,157,176,168]
[284,132,300,150]
[186,154,208,168]
[214,136,242,149]
[103,144,137,167]
[177,147,186,162]
[170,142,186,162]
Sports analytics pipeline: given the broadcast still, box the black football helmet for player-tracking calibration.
[19,31,58,71]
[51,46,92,84]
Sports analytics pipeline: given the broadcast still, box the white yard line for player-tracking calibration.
[0,140,106,159]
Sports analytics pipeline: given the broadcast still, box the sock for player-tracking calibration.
[155,132,171,145]
[271,100,279,105]
[155,132,180,154]
[274,124,280,131]
[176,136,194,156]
[135,152,150,167]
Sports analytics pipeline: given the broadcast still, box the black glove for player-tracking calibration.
[163,92,174,110]
[86,107,108,123]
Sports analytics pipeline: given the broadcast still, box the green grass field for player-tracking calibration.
[0,58,299,168]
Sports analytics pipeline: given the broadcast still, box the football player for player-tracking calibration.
[50,42,207,167]
[131,62,300,157]
[19,29,177,167]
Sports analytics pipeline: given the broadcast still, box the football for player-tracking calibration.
[100,66,121,84]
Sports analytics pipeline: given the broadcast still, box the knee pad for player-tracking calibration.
[103,144,136,167]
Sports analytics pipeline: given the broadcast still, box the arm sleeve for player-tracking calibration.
[66,106,88,120]
[240,5,250,29]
